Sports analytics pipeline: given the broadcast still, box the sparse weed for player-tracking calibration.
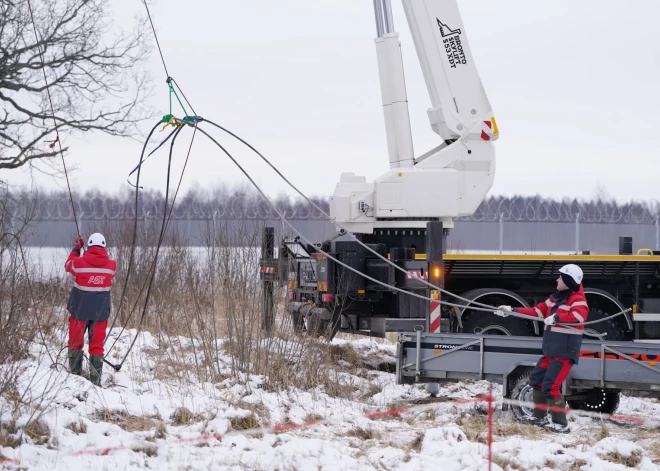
[23,420,50,445]
[94,409,162,432]
[346,426,381,441]
[229,414,260,431]
[170,407,198,425]
[566,459,588,471]
[602,449,642,467]
[65,420,87,435]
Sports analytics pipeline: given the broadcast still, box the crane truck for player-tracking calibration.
[259,0,660,416]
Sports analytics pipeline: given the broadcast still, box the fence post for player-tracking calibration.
[261,227,275,335]
[499,213,503,254]
[575,213,580,254]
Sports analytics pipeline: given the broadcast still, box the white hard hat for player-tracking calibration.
[559,264,583,285]
[87,233,106,248]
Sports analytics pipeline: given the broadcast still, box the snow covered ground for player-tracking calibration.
[1,329,659,470]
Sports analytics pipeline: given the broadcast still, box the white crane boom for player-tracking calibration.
[403,0,497,142]
[330,0,498,233]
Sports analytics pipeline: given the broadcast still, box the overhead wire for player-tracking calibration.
[193,123,630,330]
[114,121,199,367]
[105,119,199,366]
[102,0,200,367]
[25,0,80,236]
[200,119,627,329]
[105,0,619,363]
[104,120,162,348]
[142,0,170,78]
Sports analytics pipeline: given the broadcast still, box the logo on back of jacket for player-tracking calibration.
[89,276,106,285]
[437,18,467,68]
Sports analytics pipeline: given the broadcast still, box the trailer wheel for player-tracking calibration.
[461,313,532,337]
[568,389,620,415]
[582,308,626,341]
[508,370,536,422]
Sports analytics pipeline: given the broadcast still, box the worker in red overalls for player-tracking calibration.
[64,233,116,387]
[495,264,588,433]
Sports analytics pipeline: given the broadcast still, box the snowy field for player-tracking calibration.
[1,330,659,470]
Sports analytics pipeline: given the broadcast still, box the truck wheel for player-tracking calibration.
[508,370,536,422]
[568,389,620,415]
[582,308,626,341]
[461,313,532,336]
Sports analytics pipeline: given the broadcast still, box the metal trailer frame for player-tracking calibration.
[396,332,660,401]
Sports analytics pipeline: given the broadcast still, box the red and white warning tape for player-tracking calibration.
[0,393,656,465]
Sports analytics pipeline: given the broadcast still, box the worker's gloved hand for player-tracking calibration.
[544,314,558,326]
[494,305,512,317]
[74,236,85,250]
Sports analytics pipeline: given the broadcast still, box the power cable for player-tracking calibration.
[194,123,628,329]
[141,0,170,78]
[104,120,162,348]
[200,120,625,328]
[25,0,80,236]
[105,120,198,368]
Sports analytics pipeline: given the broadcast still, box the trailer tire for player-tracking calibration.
[582,308,626,341]
[461,313,532,337]
[508,370,536,422]
[568,389,620,415]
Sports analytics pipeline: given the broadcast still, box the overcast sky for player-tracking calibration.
[6,0,660,203]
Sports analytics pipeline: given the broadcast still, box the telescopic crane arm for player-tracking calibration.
[330,0,498,233]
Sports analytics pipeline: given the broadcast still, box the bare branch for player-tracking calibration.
[0,0,154,170]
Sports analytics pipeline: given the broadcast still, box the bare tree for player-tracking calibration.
[0,0,153,170]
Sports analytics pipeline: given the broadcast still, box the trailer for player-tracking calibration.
[395,331,660,418]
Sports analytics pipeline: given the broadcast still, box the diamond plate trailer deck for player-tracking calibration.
[396,332,660,414]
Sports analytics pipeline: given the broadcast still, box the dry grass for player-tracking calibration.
[132,445,158,457]
[170,407,200,426]
[596,421,610,440]
[229,414,260,431]
[650,441,660,463]
[145,421,167,442]
[346,426,381,441]
[0,421,21,448]
[602,449,643,467]
[492,454,522,470]
[303,413,324,423]
[408,432,424,452]
[65,420,87,435]
[94,409,162,432]
[455,411,543,443]
[23,420,50,445]
[566,459,588,471]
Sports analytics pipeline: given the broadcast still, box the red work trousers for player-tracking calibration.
[68,317,107,356]
[529,355,574,399]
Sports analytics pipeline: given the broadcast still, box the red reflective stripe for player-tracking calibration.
[549,358,573,399]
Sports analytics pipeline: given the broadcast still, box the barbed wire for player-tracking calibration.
[3,192,660,224]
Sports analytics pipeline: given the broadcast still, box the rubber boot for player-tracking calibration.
[89,355,103,387]
[532,389,548,422]
[545,396,570,433]
[68,349,83,376]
